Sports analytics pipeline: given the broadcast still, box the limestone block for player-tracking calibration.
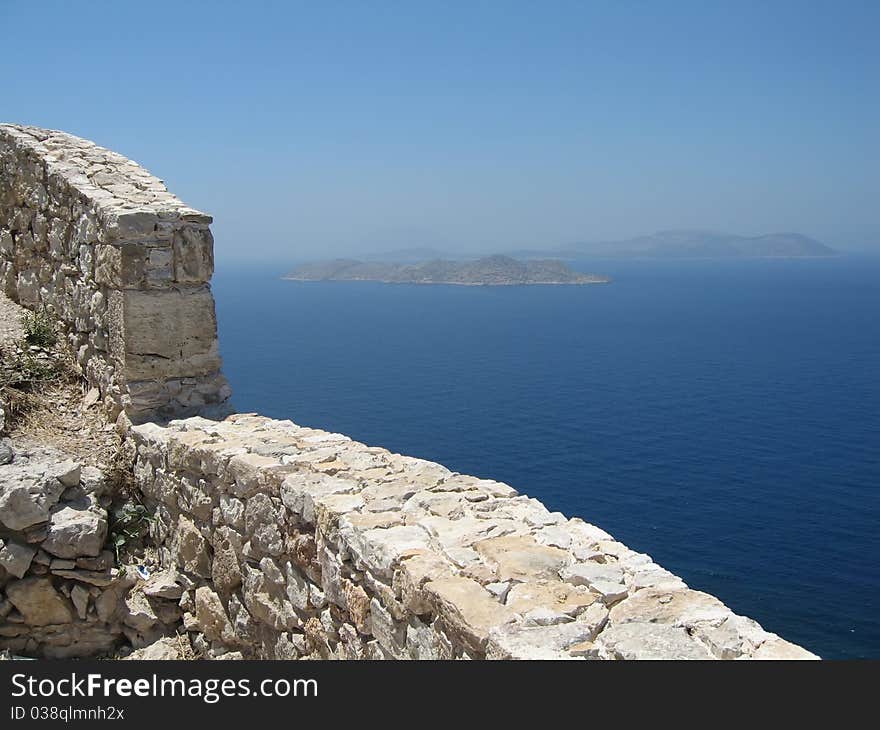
[368,597,407,658]
[121,591,159,632]
[227,452,281,499]
[423,576,514,656]
[6,577,74,625]
[110,286,222,380]
[608,588,732,630]
[597,621,715,660]
[0,472,65,531]
[94,243,146,288]
[560,562,624,587]
[104,210,159,239]
[70,585,89,620]
[342,580,371,634]
[194,586,235,644]
[349,525,433,579]
[211,532,242,595]
[393,552,456,615]
[505,580,597,618]
[0,540,38,578]
[487,621,598,660]
[281,472,359,523]
[751,637,819,660]
[41,502,108,559]
[174,514,212,578]
[142,569,184,600]
[405,620,452,660]
[124,636,186,660]
[473,534,570,581]
[241,564,301,632]
[173,227,214,283]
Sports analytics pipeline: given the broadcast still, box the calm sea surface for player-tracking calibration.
[212,256,880,659]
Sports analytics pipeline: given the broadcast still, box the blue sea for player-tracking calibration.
[212,256,880,659]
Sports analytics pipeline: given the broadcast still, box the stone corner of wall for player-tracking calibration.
[0,123,230,423]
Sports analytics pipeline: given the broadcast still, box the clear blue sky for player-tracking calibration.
[3,0,878,260]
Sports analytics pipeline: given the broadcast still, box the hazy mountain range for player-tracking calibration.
[363,231,836,262]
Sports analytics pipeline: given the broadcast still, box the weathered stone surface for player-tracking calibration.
[142,570,183,600]
[121,591,159,632]
[41,503,107,558]
[342,581,371,634]
[54,460,81,488]
[608,588,732,629]
[352,525,433,578]
[0,469,65,530]
[51,569,114,586]
[474,535,570,581]
[0,540,37,578]
[174,515,211,577]
[505,580,597,618]
[210,537,242,595]
[487,621,598,659]
[751,638,820,660]
[124,636,187,660]
[70,585,89,620]
[424,576,514,655]
[394,552,454,615]
[560,562,625,587]
[195,586,235,644]
[6,577,73,625]
[598,622,716,660]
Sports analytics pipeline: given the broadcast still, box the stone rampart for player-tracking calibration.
[129,414,818,660]
[0,124,230,423]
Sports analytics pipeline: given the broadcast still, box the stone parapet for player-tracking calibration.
[129,414,819,660]
[0,124,230,423]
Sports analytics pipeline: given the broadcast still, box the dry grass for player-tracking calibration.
[6,375,121,469]
[1,301,119,469]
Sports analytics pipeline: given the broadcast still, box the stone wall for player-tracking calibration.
[128,414,818,660]
[0,124,230,423]
[0,441,183,658]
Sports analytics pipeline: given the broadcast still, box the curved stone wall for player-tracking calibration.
[127,414,818,660]
[0,124,230,423]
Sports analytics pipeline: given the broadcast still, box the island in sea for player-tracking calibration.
[283,255,610,286]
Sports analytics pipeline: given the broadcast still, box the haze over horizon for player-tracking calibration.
[3,1,878,260]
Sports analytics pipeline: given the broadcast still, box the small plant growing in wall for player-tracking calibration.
[21,308,58,348]
[108,502,155,565]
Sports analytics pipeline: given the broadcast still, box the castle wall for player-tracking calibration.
[128,414,818,660]
[0,124,230,423]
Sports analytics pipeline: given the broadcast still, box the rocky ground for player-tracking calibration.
[0,293,197,659]
[1,293,119,468]
[0,439,200,658]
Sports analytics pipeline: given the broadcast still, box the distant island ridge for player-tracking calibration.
[360,231,836,263]
[284,231,836,285]
[521,230,837,260]
[284,255,610,286]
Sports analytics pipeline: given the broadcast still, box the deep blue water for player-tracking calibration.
[212,256,880,659]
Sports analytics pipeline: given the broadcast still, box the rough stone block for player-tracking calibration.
[173,227,214,283]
